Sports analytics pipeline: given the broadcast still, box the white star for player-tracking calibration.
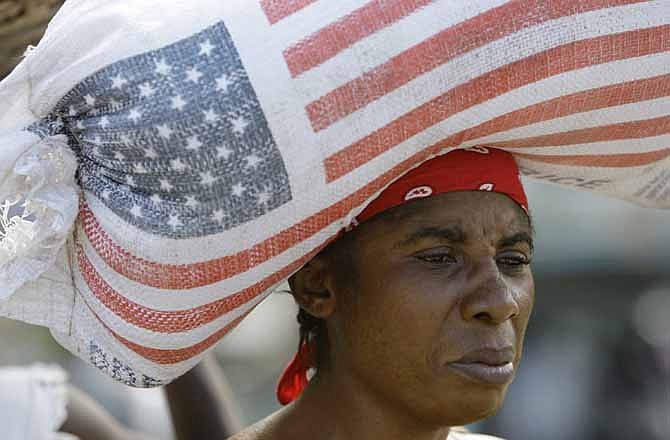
[84,94,96,107]
[231,116,249,135]
[186,67,203,83]
[245,154,262,169]
[257,191,272,205]
[217,145,233,160]
[231,182,246,197]
[216,74,232,92]
[134,163,148,173]
[203,109,219,123]
[171,95,187,111]
[76,120,85,130]
[157,124,173,139]
[126,175,135,186]
[211,209,225,222]
[160,179,174,191]
[170,158,188,172]
[150,194,162,204]
[111,74,128,89]
[186,136,203,150]
[143,147,159,159]
[139,83,156,98]
[128,108,143,122]
[200,171,217,186]
[99,116,110,129]
[199,40,215,56]
[114,151,125,161]
[102,189,112,200]
[155,59,172,75]
[168,213,182,229]
[129,204,143,218]
[185,195,200,208]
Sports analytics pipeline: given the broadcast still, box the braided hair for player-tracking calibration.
[297,307,327,369]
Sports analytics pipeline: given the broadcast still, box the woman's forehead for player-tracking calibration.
[361,191,532,246]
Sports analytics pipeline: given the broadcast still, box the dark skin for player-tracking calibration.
[230,190,535,440]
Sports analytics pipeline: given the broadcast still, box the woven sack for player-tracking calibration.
[0,0,668,386]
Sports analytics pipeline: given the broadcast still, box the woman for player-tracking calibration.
[231,148,534,440]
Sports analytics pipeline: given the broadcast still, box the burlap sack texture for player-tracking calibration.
[0,0,64,80]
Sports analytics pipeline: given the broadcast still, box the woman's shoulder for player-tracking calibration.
[226,409,293,440]
[450,434,505,440]
[226,420,274,440]
[228,420,506,440]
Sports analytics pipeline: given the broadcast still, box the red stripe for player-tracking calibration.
[81,74,669,292]
[514,148,670,167]
[455,74,670,147]
[75,241,315,333]
[488,115,670,149]
[82,250,322,364]
[324,25,670,182]
[112,314,250,365]
[261,0,317,24]
[86,299,251,365]
[284,0,434,77]
[306,0,648,131]
[80,198,336,290]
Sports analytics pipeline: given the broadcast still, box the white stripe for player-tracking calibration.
[315,1,670,156]
[75,202,344,302]
[462,96,670,147]
[517,155,668,177]
[520,159,670,209]
[296,0,508,101]
[495,134,670,156]
[71,257,267,350]
[270,0,368,44]
[66,298,202,380]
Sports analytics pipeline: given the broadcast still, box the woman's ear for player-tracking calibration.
[288,255,337,319]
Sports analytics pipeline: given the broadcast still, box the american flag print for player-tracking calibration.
[31,22,292,239]
[4,0,669,385]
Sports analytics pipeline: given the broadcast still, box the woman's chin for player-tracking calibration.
[422,383,509,427]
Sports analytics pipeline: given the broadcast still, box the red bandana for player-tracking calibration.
[277,147,528,405]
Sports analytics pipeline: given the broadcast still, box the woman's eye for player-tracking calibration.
[497,252,530,267]
[416,251,458,265]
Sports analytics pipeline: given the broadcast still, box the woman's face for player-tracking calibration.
[326,191,535,426]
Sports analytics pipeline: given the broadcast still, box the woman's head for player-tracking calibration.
[289,190,534,426]
[280,148,535,426]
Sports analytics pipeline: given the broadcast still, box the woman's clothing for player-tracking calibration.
[450,430,504,439]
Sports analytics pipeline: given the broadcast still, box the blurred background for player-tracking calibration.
[1,2,669,439]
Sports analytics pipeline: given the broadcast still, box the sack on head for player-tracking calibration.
[1,0,668,386]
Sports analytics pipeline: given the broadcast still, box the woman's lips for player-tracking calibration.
[447,361,515,385]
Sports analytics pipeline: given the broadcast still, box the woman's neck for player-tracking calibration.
[276,369,452,440]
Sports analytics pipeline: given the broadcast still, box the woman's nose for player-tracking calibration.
[461,261,519,325]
